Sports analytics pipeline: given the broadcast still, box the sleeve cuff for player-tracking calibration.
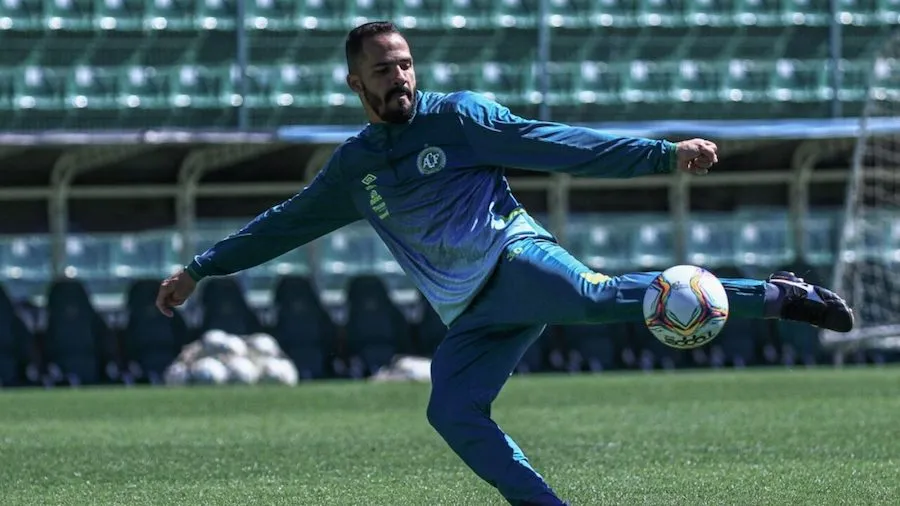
[661,140,678,174]
[184,261,205,282]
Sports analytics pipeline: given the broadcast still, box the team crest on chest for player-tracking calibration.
[416,145,446,175]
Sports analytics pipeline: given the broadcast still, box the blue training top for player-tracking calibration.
[186,90,677,326]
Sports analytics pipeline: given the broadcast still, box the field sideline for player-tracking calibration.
[0,368,897,505]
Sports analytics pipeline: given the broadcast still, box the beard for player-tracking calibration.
[363,84,416,124]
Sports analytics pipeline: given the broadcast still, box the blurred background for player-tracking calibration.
[0,0,898,389]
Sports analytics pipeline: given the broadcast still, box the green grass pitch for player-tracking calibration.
[0,367,898,505]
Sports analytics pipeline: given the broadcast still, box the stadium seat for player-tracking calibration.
[0,235,52,301]
[316,223,379,292]
[109,232,172,280]
[393,0,445,30]
[621,60,676,103]
[442,0,495,29]
[42,0,93,30]
[803,210,837,267]
[673,60,721,103]
[733,0,782,26]
[631,217,675,270]
[64,234,111,281]
[244,0,294,30]
[123,278,189,384]
[92,0,145,31]
[344,275,411,376]
[780,0,831,26]
[0,285,35,387]
[143,0,193,31]
[296,0,346,30]
[565,214,634,273]
[13,66,64,110]
[166,65,233,109]
[43,279,113,386]
[587,0,639,26]
[116,65,168,110]
[64,65,119,110]
[687,214,735,268]
[733,210,794,270]
[1,0,43,30]
[272,275,336,379]
[721,59,775,103]
[769,59,831,102]
[198,276,262,336]
[194,0,236,30]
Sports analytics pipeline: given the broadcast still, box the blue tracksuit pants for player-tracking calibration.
[426,236,768,505]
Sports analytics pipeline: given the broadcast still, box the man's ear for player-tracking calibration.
[346,74,363,95]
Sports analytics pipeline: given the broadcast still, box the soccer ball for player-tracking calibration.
[642,265,729,349]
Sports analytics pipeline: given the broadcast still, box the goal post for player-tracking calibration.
[823,30,900,351]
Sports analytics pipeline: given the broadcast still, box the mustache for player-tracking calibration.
[386,87,412,101]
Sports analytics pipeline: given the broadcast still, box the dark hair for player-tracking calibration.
[345,21,402,73]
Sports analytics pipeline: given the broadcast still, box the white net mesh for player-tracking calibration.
[825,31,900,349]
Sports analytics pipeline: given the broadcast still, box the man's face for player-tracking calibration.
[348,32,417,124]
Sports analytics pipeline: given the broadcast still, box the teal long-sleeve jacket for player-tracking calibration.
[186,90,678,326]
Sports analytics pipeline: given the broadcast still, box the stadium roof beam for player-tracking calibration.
[176,143,286,266]
[49,145,159,277]
[790,138,857,264]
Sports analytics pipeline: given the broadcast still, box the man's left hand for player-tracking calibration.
[676,138,718,175]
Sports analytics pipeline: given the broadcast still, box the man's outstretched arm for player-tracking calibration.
[156,149,361,316]
[455,92,717,177]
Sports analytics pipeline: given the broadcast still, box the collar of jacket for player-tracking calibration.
[360,90,423,148]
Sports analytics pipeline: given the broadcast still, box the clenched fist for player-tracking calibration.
[155,268,197,317]
[676,138,718,175]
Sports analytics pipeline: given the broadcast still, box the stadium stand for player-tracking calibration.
[0,1,896,387]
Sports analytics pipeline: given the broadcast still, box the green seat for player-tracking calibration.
[733,0,781,26]
[687,213,735,268]
[167,65,232,109]
[565,214,635,273]
[546,0,592,28]
[65,65,119,110]
[117,65,168,109]
[588,0,638,26]
[0,70,13,110]
[720,59,773,102]
[638,0,685,27]
[803,210,837,267]
[64,235,111,280]
[1,0,43,30]
[781,0,831,26]
[44,0,93,30]
[194,0,236,30]
[92,0,144,30]
[769,59,830,102]
[392,0,444,29]
[296,0,344,30]
[0,235,51,281]
[674,60,720,102]
[621,60,675,103]
[347,0,394,27]
[733,210,794,269]
[13,66,64,110]
[838,58,872,102]
[244,0,299,30]
[878,0,900,22]
[144,0,192,30]
[493,0,537,29]
[315,223,379,292]
[838,0,879,25]
[270,62,350,108]
[109,232,171,279]
[684,0,736,26]
[631,216,675,269]
[443,0,493,29]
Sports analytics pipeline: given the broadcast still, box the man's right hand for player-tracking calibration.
[155,268,198,317]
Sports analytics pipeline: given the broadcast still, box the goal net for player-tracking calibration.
[824,31,900,350]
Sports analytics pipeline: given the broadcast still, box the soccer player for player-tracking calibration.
[155,22,854,506]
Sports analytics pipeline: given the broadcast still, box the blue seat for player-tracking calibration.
[272,275,336,379]
[44,279,112,386]
[344,275,411,376]
[0,284,34,387]
[124,279,189,384]
[199,276,261,336]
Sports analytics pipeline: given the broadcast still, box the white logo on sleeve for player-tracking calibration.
[416,146,446,175]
